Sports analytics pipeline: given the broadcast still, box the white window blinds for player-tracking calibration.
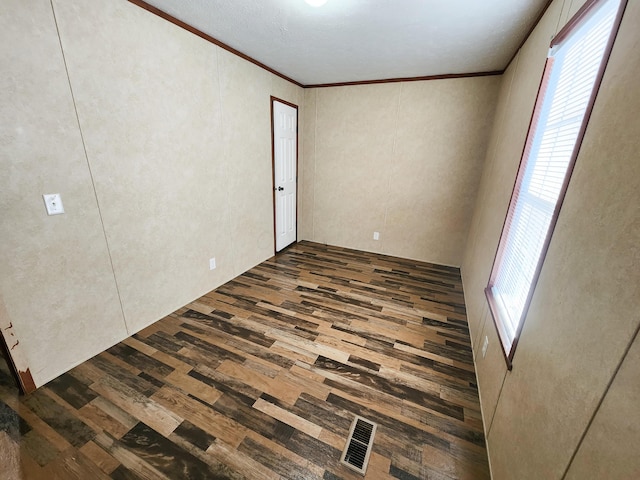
[487,0,620,356]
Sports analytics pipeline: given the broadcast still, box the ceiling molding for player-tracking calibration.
[305,71,505,89]
[127,0,304,87]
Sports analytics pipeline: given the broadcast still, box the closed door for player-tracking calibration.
[272,99,298,252]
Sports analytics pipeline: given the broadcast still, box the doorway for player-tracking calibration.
[0,298,35,393]
[271,97,298,252]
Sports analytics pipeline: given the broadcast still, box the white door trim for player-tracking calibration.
[271,97,298,252]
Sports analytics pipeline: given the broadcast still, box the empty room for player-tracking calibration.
[1,0,638,479]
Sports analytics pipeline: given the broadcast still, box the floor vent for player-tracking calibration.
[340,416,377,475]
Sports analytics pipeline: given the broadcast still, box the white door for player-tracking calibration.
[273,100,297,252]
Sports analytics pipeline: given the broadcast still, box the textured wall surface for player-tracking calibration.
[302,77,500,266]
[1,0,303,386]
[461,0,640,478]
[0,0,127,386]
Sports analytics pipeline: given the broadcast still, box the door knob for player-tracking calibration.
[277,186,284,191]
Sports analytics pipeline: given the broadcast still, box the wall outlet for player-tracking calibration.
[209,257,216,270]
[482,336,489,358]
[373,231,380,240]
[43,193,65,215]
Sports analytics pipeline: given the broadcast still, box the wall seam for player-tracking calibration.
[486,368,508,438]
[380,83,404,255]
[560,320,640,479]
[215,51,236,277]
[555,0,571,36]
[463,50,520,281]
[49,0,129,335]
[311,89,318,240]
[477,47,521,447]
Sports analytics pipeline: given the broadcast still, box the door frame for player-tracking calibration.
[270,96,299,254]
[0,325,35,394]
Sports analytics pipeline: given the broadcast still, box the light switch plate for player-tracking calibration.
[43,194,65,215]
[209,257,216,270]
[373,231,380,240]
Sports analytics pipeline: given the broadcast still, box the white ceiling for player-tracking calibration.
[141,0,550,86]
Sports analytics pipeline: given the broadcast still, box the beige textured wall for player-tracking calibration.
[300,89,317,241]
[0,0,128,387]
[1,0,303,387]
[302,78,500,266]
[461,0,640,478]
[565,331,640,480]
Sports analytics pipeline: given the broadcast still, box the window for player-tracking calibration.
[486,0,627,368]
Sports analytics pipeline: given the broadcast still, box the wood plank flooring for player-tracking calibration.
[0,241,489,479]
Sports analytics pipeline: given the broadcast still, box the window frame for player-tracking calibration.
[485,0,628,369]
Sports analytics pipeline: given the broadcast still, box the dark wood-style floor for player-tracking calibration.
[0,241,489,479]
